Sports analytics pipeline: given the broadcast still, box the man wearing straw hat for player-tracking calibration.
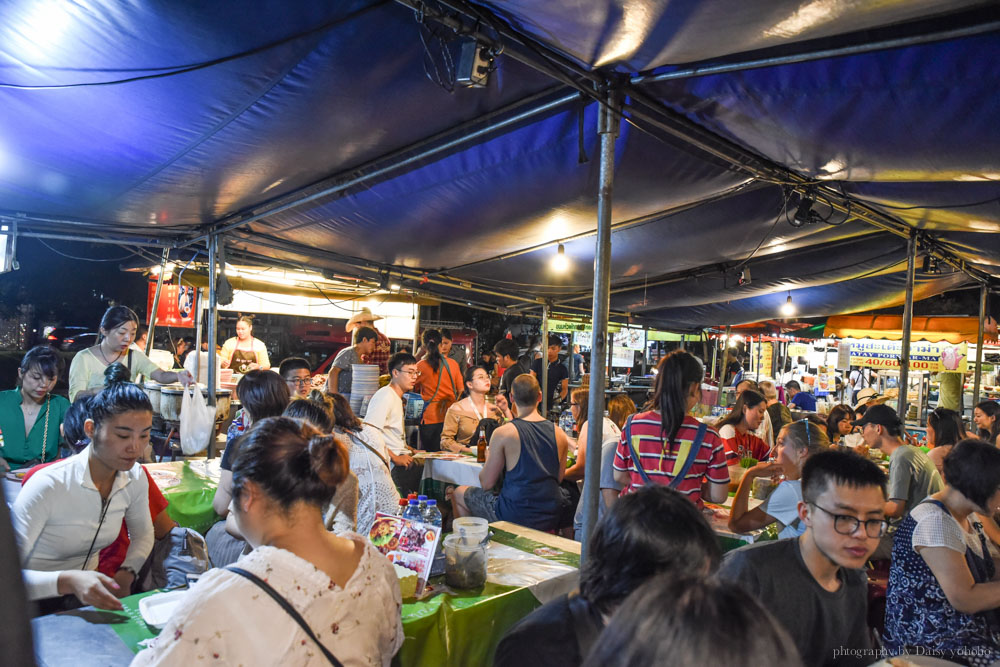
[347,307,391,374]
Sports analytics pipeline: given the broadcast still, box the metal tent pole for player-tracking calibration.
[146,249,169,356]
[541,305,550,416]
[897,232,917,422]
[581,88,619,556]
[709,332,719,404]
[972,284,988,427]
[412,302,421,356]
[206,235,219,458]
[193,288,205,382]
[755,334,763,381]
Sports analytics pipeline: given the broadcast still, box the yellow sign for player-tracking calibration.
[787,343,810,358]
[849,340,968,373]
[754,341,773,378]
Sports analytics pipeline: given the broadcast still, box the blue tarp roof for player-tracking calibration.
[1,0,997,329]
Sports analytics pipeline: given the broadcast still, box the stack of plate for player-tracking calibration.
[351,364,380,417]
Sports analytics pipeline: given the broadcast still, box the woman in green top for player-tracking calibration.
[0,346,70,471]
[68,306,193,402]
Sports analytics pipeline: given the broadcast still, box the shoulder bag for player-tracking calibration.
[227,566,345,667]
[624,415,707,489]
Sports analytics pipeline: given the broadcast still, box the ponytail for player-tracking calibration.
[423,329,443,373]
[647,350,704,448]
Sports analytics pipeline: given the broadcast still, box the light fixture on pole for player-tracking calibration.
[780,292,796,317]
[551,243,569,272]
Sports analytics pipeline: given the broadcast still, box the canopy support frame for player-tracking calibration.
[206,234,220,458]
[145,249,170,356]
[897,231,917,422]
[971,283,988,427]
[581,86,620,557]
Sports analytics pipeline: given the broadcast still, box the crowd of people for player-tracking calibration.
[2,305,1000,666]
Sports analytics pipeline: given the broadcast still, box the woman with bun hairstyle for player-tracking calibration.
[220,315,270,374]
[413,328,463,452]
[11,363,154,612]
[68,305,193,402]
[132,417,404,666]
[728,420,829,539]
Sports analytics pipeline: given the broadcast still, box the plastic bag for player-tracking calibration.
[179,385,215,455]
[140,527,212,591]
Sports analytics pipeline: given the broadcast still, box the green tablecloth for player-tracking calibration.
[146,460,221,535]
[99,525,579,667]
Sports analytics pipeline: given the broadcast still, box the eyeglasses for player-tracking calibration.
[398,369,419,376]
[810,503,887,538]
[287,378,312,386]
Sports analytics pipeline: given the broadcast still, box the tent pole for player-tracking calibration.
[412,302,421,356]
[541,304,550,416]
[206,235,219,458]
[581,87,619,557]
[193,289,204,382]
[897,232,917,422]
[709,332,719,401]
[146,249,169,356]
[971,283,988,428]
[755,334,762,381]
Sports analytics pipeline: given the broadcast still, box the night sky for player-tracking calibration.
[0,237,148,328]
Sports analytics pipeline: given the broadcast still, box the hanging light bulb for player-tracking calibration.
[551,243,569,272]
[780,292,796,317]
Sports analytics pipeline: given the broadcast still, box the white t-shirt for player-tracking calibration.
[762,479,804,539]
[363,385,407,457]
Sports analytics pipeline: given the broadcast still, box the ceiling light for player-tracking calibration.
[780,292,796,317]
[791,194,814,227]
[551,244,569,272]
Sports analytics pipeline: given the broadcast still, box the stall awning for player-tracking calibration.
[824,315,998,344]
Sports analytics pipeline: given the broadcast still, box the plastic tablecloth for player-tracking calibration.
[145,459,221,535]
[34,522,580,667]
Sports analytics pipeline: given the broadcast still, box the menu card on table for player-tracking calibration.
[369,512,441,595]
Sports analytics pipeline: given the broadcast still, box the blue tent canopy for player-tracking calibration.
[1,0,996,329]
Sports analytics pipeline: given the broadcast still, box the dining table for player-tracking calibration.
[31,521,580,667]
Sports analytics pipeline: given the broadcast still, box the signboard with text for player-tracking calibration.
[848,339,968,373]
[147,283,197,328]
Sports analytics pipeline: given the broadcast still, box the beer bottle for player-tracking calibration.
[476,429,487,463]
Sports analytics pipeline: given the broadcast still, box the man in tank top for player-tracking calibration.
[452,375,571,532]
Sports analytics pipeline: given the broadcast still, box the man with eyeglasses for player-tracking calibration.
[856,404,942,559]
[364,352,422,494]
[720,450,887,666]
[278,357,313,400]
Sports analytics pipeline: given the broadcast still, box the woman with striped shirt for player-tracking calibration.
[613,351,729,507]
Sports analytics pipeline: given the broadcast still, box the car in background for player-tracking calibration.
[46,328,100,351]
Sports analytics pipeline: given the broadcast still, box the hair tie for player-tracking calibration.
[804,421,811,446]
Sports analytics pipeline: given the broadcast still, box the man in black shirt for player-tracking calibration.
[719,450,887,667]
[494,338,529,414]
[530,334,569,408]
[494,486,721,667]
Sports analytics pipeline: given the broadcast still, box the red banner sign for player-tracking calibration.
[147,283,197,328]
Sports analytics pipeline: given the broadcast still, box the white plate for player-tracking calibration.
[138,589,188,630]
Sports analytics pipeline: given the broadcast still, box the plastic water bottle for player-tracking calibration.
[417,494,428,514]
[396,498,408,516]
[422,499,443,527]
[401,499,422,523]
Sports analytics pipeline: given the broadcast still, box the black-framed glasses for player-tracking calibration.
[287,378,312,386]
[810,503,887,538]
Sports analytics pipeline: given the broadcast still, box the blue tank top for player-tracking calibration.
[496,419,565,531]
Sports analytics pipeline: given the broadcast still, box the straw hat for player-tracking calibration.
[853,387,879,409]
[346,307,383,332]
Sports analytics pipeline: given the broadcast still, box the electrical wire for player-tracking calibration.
[35,237,139,262]
[0,3,389,90]
[734,187,790,270]
[849,193,1000,211]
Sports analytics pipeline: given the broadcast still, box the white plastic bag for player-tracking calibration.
[179,386,215,455]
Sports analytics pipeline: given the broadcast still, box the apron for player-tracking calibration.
[230,347,257,374]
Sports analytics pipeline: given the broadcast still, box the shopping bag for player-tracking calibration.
[180,385,215,455]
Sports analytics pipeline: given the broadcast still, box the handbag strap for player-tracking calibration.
[349,430,391,471]
[227,566,344,667]
[419,365,445,424]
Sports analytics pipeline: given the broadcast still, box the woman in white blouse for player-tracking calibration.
[133,417,403,666]
[441,366,510,454]
[12,365,154,612]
